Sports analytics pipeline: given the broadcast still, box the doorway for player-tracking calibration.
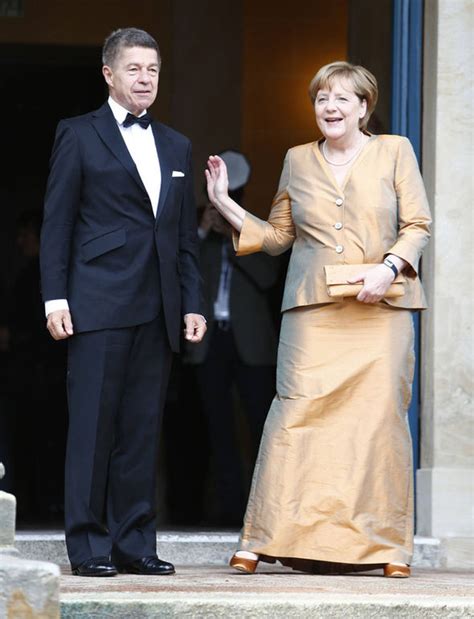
[0,44,104,524]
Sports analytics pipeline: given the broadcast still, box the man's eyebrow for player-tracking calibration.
[125,62,159,66]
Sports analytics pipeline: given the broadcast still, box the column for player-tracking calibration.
[418,0,474,568]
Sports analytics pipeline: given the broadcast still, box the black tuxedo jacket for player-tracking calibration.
[40,102,202,352]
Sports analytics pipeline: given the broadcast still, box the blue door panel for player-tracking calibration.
[391,0,424,473]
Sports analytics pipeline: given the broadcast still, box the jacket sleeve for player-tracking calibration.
[40,121,82,301]
[386,137,432,277]
[179,142,204,315]
[233,151,296,256]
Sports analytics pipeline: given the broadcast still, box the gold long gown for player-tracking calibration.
[233,135,431,571]
[239,301,415,569]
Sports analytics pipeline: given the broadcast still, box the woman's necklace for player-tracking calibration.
[322,135,366,167]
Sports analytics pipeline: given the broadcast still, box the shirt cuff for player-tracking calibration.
[45,299,69,317]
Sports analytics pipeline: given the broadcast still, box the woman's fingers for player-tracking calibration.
[208,155,227,176]
[205,171,216,205]
[346,272,369,302]
[358,290,382,303]
[206,155,229,195]
[206,159,220,186]
[206,155,230,208]
[357,283,388,303]
[350,265,395,303]
[347,272,366,284]
[207,155,220,174]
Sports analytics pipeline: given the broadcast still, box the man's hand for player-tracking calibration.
[183,313,207,343]
[47,309,74,340]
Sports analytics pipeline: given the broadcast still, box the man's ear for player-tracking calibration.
[102,65,113,88]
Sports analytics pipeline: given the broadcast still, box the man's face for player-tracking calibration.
[103,46,159,115]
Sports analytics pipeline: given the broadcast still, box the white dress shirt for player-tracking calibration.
[45,97,161,317]
[108,96,161,215]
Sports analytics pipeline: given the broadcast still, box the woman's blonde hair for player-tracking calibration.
[308,61,378,130]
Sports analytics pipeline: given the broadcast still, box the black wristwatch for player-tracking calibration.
[383,257,399,278]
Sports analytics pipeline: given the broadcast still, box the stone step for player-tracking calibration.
[15,530,442,568]
[0,555,60,619]
[59,565,474,619]
[60,593,473,619]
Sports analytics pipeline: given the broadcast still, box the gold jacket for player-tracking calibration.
[234,135,432,310]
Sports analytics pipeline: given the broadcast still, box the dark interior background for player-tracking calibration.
[0,0,393,527]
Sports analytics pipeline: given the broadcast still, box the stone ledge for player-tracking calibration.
[60,594,474,619]
[0,489,16,546]
[0,555,60,619]
[58,565,474,618]
[16,531,443,568]
[441,537,474,570]
[15,532,443,568]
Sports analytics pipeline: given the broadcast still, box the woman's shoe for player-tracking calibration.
[229,553,259,574]
[383,564,411,578]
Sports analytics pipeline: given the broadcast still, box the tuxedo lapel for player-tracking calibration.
[152,122,175,224]
[91,104,147,195]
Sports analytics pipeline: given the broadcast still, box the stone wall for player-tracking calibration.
[0,464,60,618]
[418,0,474,568]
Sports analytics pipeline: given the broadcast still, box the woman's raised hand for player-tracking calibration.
[205,155,229,207]
[203,155,246,233]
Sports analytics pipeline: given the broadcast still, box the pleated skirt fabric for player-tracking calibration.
[238,301,415,569]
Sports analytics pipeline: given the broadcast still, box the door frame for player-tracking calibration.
[391,0,424,473]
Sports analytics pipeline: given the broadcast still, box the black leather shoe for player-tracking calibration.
[117,556,175,575]
[71,557,117,577]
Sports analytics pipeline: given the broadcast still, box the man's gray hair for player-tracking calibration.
[102,28,161,67]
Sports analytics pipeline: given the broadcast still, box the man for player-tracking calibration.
[40,28,206,577]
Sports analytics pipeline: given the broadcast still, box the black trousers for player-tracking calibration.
[195,324,275,523]
[65,312,172,566]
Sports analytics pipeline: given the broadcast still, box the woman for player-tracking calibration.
[205,61,431,578]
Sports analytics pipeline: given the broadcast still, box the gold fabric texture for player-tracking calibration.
[232,134,431,570]
[239,301,415,566]
[233,135,431,311]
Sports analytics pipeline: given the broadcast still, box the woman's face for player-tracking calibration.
[314,78,367,142]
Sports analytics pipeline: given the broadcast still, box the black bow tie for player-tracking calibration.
[123,112,152,129]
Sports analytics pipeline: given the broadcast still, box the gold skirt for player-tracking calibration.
[238,301,415,569]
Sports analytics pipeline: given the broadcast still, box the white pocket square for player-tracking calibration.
[172,170,185,177]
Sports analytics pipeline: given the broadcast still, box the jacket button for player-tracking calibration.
[334,222,343,230]
[335,245,344,253]
[335,198,344,206]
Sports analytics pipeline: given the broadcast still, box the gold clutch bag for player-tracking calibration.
[324,264,406,298]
